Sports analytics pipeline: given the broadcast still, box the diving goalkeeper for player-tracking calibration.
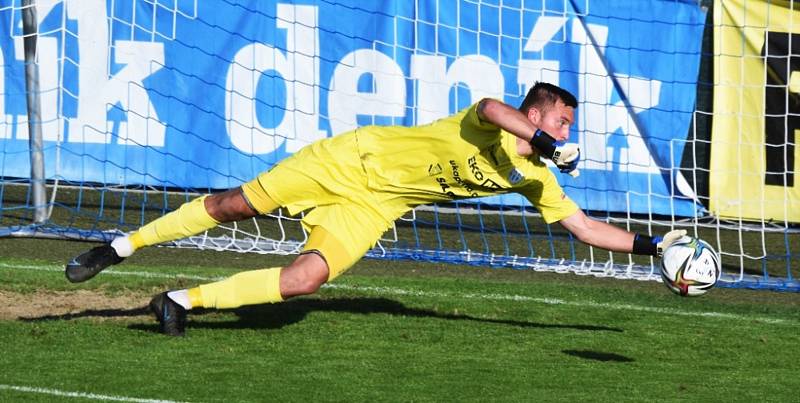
[65,82,685,336]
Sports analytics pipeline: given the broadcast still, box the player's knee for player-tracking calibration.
[283,270,326,297]
[295,275,325,295]
[281,256,329,297]
[298,263,328,294]
[205,189,256,222]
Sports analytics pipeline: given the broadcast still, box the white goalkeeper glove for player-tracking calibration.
[656,230,688,257]
[552,143,580,178]
[530,129,580,177]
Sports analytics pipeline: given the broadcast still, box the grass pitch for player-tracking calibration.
[0,238,799,402]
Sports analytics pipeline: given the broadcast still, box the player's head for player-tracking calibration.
[519,82,577,141]
[518,82,578,113]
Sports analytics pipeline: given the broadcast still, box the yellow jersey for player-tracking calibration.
[356,102,578,224]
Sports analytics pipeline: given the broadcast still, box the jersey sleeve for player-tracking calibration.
[461,101,502,133]
[519,170,579,224]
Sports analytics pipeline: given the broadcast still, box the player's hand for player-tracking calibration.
[656,229,687,257]
[552,142,580,177]
[529,130,580,177]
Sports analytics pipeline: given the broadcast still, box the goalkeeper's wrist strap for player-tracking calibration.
[529,129,557,159]
[632,233,662,256]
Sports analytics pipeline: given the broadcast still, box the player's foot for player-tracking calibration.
[149,292,187,337]
[65,244,125,283]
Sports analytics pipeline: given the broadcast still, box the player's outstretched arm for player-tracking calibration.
[559,210,686,256]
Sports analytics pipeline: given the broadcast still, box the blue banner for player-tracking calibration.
[0,0,706,216]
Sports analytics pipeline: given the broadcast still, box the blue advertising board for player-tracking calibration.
[0,0,706,216]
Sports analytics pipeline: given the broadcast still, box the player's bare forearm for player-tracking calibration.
[476,98,537,142]
[559,210,635,253]
[582,220,636,253]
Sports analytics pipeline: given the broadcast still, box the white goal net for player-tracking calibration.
[0,0,797,291]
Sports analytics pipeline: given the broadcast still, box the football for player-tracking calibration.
[660,236,721,296]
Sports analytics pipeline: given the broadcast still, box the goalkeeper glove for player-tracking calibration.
[657,230,688,256]
[632,229,687,257]
[529,129,580,177]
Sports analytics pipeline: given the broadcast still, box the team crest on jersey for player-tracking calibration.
[507,168,524,184]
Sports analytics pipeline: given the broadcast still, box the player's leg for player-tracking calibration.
[145,132,388,335]
[123,183,270,253]
[150,225,361,336]
[65,184,274,283]
[64,132,343,285]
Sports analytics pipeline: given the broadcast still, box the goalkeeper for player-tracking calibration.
[65,82,685,336]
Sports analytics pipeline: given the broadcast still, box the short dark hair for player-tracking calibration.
[518,82,578,113]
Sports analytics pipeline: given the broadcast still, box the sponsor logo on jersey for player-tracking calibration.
[430,160,484,198]
[435,177,456,197]
[467,156,484,180]
[449,160,478,197]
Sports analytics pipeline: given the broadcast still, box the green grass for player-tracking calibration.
[0,238,799,402]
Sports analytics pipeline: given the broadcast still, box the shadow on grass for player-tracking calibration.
[18,307,151,321]
[20,296,623,334]
[562,349,634,362]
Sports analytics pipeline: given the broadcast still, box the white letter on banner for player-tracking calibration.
[112,41,166,146]
[65,0,165,146]
[410,55,447,125]
[411,55,503,125]
[12,0,61,141]
[329,49,405,135]
[573,21,660,174]
[226,43,286,155]
[517,16,566,95]
[66,0,107,143]
[226,4,324,154]
[517,60,560,95]
[278,4,326,152]
[12,37,61,141]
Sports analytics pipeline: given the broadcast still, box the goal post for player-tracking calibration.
[0,0,797,291]
[21,0,47,224]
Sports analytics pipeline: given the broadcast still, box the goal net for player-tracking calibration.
[0,0,797,291]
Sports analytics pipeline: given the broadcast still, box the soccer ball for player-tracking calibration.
[660,236,721,296]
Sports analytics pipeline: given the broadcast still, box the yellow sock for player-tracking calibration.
[196,267,283,309]
[187,287,203,308]
[129,195,219,250]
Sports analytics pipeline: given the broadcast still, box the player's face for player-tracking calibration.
[533,100,574,142]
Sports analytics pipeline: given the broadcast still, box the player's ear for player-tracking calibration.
[527,106,541,125]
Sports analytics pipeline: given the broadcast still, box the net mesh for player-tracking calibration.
[0,0,797,291]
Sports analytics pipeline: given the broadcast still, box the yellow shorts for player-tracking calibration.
[241,132,406,279]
